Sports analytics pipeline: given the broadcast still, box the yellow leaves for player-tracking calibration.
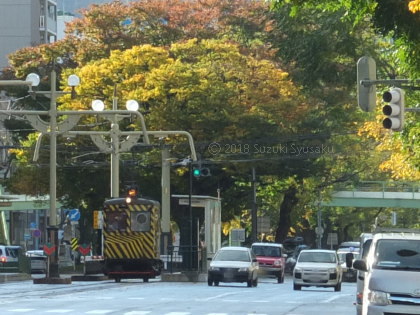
[222,216,244,236]
[357,113,419,180]
[409,0,420,13]
[379,152,420,180]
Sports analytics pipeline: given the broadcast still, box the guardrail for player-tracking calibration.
[333,181,419,198]
[161,245,205,273]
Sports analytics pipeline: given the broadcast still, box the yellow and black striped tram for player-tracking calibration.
[102,196,163,282]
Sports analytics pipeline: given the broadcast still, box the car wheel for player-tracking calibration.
[207,279,213,286]
[293,283,301,290]
[334,282,341,292]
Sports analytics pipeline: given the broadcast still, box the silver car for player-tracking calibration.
[26,250,47,274]
[207,246,259,287]
[293,249,342,291]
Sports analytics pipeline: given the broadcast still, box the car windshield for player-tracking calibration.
[214,250,250,262]
[252,246,281,257]
[373,239,420,270]
[298,252,337,263]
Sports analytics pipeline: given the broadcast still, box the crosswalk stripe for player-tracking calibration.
[85,311,114,314]
[127,297,145,300]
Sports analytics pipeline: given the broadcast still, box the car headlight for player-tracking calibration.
[328,268,337,273]
[238,267,249,272]
[209,266,220,271]
[273,259,282,266]
[294,267,302,273]
[368,290,391,306]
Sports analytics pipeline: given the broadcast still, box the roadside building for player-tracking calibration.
[0,0,57,70]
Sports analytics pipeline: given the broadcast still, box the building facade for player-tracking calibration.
[0,0,57,70]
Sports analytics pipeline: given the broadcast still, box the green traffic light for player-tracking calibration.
[193,168,201,177]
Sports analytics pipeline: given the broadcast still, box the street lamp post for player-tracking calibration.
[1,69,81,283]
[1,73,198,274]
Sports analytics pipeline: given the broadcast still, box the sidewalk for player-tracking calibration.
[0,272,33,283]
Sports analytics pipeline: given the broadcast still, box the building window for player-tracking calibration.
[48,4,56,20]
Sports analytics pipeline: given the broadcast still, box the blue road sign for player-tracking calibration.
[69,209,80,221]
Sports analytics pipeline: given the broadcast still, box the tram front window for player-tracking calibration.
[107,211,128,232]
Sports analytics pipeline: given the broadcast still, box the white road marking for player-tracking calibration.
[164,313,191,315]
[123,312,151,315]
[321,293,351,303]
[94,296,114,299]
[199,292,237,302]
[7,310,36,313]
[127,297,145,300]
[85,311,114,314]
[45,310,74,313]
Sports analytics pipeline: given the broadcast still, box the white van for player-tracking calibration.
[353,230,420,315]
[26,250,47,274]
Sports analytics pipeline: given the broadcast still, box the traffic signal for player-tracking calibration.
[193,167,211,177]
[357,56,377,112]
[382,87,405,131]
[125,186,138,204]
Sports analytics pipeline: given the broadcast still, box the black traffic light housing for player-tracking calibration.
[193,167,211,177]
[382,87,405,132]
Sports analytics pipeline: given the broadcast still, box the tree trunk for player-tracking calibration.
[275,186,298,243]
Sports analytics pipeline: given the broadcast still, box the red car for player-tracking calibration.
[251,242,287,283]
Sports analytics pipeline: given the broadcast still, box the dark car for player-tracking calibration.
[207,246,259,287]
[285,244,309,274]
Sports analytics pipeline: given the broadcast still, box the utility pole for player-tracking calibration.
[251,167,257,243]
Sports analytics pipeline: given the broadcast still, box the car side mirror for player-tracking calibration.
[352,259,367,272]
[345,252,354,268]
[207,257,213,261]
[282,254,288,258]
[252,258,258,262]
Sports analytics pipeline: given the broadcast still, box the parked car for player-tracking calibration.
[338,241,360,252]
[207,246,259,287]
[285,244,309,274]
[293,249,342,291]
[337,248,359,282]
[352,229,420,315]
[26,250,47,274]
[0,245,21,272]
[251,242,287,283]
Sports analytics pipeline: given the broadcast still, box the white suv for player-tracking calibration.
[353,230,420,315]
[293,249,342,291]
[0,245,20,272]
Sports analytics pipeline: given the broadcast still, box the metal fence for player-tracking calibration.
[161,245,206,273]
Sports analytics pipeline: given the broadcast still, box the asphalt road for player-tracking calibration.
[0,275,357,315]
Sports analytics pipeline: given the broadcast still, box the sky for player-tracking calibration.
[57,0,134,15]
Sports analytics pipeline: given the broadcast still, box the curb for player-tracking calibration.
[0,273,32,283]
